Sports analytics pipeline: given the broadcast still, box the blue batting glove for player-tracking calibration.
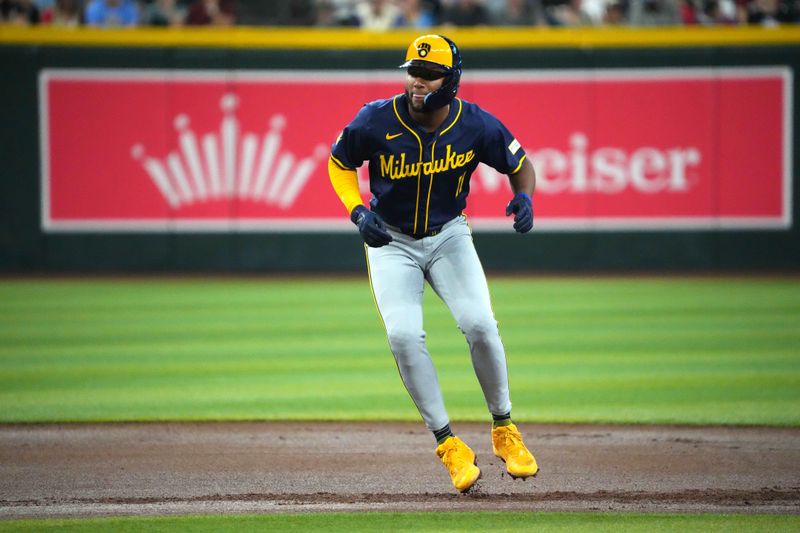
[351,205,393,248]
[505,193,533,234]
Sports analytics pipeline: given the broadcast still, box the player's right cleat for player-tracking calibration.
[492,423,539,478]
[436,436,481,492]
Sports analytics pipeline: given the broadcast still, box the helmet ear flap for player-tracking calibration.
[423,71,459,110]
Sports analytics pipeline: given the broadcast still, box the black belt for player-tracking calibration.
[386,216,459,240]
[410,230,440,239]
[409,222,447,240]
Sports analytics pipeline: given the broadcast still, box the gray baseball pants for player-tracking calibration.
[366,215,512,431]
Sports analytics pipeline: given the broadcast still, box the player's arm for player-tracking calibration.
[508,156,536,198]
[328,156,363,216]
[505,157,535,234]
[478,111,535,233]
[329,114,393,248]
[328,157,392,247]
[329,108,371,218]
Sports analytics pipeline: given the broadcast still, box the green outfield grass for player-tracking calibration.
[0,277,798,425]
[2,512,799,532]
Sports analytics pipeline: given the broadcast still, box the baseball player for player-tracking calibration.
[328,34,537,493]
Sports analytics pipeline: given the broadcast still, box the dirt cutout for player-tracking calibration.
[1,422,798,518]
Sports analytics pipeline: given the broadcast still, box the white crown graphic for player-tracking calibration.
[131,93,327,209]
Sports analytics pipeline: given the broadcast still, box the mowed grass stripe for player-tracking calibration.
[1,511,799,532]
[0,277,798,425]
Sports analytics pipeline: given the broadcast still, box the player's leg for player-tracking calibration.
[426,217,511,418]
[368,238,480,492]
[426,218,538,478]
[366,240,449,433]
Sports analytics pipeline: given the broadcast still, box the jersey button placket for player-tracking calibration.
[417,138,434,237]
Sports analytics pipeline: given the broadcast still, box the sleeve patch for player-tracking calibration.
[508,138,521,155]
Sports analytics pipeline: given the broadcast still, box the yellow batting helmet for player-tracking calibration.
[398,34,462,110]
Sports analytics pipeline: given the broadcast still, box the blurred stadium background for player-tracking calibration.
[4,0,799,29]
[1,14,799,273]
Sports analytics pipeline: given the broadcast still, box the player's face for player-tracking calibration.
[405,68,445,112]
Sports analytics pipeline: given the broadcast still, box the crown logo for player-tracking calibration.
[131,93,327,209]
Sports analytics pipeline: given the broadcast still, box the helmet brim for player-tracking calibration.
[398,58,451,74]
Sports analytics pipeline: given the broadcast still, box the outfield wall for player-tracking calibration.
[1,27,799,272]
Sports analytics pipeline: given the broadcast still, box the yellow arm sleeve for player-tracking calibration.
[328,156,364,216]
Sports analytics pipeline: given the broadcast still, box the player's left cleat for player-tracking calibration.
[492,423,539,478]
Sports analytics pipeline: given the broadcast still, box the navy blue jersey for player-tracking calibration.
[331,94,526,237]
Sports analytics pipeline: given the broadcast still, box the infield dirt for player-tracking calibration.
[1,422,798,518]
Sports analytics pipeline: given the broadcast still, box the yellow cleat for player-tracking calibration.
[435,436,481,492]
[492,423,539,478]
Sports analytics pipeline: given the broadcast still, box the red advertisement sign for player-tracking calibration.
[40,68,792,232]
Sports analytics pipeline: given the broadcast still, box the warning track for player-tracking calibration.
[1,422,798,518]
